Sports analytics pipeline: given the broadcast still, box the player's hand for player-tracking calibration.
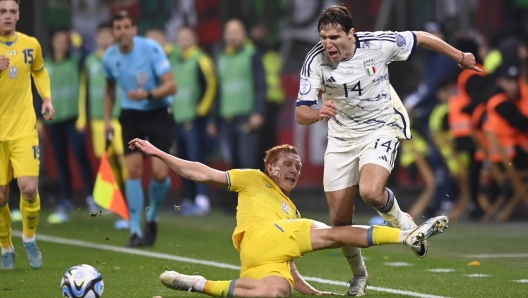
[128,138,161,157]
[0,56,10,71]
[127,87,148,100]
[458,52,482,72]
[248,113,264,130]
[319,100,338,120]
[41,98,55,120]
[105,120,115,138]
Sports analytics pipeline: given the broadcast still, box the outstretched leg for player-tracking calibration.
[160,271,291,297]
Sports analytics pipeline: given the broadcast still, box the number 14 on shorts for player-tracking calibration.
[372,138,399,167]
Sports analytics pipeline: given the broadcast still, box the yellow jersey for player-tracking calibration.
[0,32,51,141]
[226,169,301,251]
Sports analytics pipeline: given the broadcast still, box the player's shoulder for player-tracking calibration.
[355,31,398,49]
[137,36,164,52]
[102,44,119,62]
[301,42,325,76]
[16,32,40,46]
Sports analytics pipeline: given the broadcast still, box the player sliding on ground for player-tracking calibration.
[129,139,448,297]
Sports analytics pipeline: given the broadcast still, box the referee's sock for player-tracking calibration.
[147,177,171,222]
[125,179,144,237]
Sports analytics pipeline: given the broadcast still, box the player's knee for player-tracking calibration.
[0,187,8,205]
[151,170,168,182]
[359,185,385,207]
[260,284,291,297]
[19,183,38,199]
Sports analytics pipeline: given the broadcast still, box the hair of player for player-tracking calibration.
[317,5,354,33]
[263,144,299,169]
[112,10,135,26]
[0,0,20,4]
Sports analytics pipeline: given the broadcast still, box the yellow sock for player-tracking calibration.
[0,203,13,249]
[203,280,236,297]
[369,226,401,246]
[20,193,40,239]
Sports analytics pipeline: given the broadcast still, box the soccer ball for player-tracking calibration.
[60,264,104,298]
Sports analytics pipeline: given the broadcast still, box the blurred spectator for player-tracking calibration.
[210,19,266,170]
[44,30,96,223]
[250,22,286,170]
[170,27,218,216]
[485,64,528,170]
[427,75,459,216]
[145,27,179,59]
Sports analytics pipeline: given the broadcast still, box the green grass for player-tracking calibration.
[1,210,527,297]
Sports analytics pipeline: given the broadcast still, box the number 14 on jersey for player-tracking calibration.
[343,81,363,97]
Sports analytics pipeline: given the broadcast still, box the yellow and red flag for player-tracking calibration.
[94,151,129,220]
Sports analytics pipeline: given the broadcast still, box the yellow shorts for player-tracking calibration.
[0,133,40,185]
[91,119,124,158]
[239,219,314,288]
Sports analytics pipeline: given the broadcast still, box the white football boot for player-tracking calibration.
[160,270,206,292]
[402,216,449,249]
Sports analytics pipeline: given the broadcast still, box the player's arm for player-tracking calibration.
[289,261,337,296]
[31,39,54,120]
[150,42,177,98]
[295,47,337,125]
[104,78,116,133]
[129,138,227,187]
[414,31,481,72]
[149,71,177,99]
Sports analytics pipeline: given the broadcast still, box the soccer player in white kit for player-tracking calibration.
[295,5,481,296]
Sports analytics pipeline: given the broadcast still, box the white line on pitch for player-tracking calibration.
[13,231,448,298]
[460,253,528,258]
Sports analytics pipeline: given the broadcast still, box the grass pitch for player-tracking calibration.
[1,209,527,297]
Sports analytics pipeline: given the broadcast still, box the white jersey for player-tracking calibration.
[297,30,414,142]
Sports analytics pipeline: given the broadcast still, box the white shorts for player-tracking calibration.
[323,134,400,192]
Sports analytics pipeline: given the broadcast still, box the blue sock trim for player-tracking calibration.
[367,227,374,246]
[378,188,394,213]
[228,279,236,297]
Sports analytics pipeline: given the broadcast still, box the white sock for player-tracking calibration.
[195,195,210,211]
[376,188,405,228]
[194,279,206,292]
[341,246,367,277]
[1,246,14,254]
[22,235,35,243]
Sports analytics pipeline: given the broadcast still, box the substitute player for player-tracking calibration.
[295,5,480,295]
[103,11,177,247]
[0,0,54,269]
[128,138,448,297]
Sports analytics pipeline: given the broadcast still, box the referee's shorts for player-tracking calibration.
[119,107,175,155]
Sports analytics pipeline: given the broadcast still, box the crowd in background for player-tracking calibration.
[8,0,528,223]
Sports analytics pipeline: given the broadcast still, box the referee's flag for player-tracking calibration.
[93,151,129,220]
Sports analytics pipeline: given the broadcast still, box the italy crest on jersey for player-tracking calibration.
[364,59,376,76]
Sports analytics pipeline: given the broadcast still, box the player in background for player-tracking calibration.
[128,138,449,298]
[169,26,217,216]
[0,0,54,269]
[103,11,177,247]
[295,5,480,295]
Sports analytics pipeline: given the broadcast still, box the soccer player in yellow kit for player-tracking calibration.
[0,0,54,269]
[129,138,448,297]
